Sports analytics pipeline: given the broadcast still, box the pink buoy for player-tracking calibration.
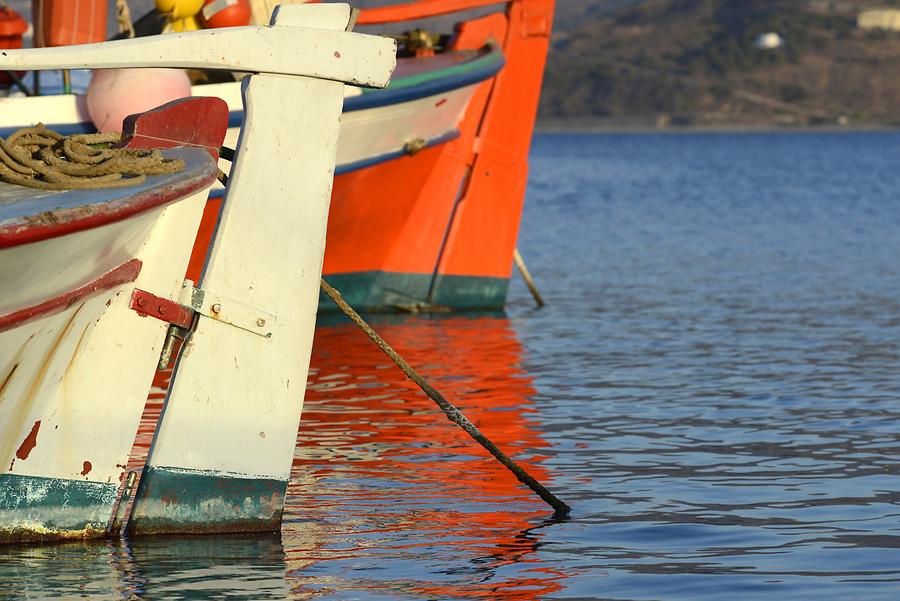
[86,68,192,133]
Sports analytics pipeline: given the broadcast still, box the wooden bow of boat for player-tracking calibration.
[0,4,396,545]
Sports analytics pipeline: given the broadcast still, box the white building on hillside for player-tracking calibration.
[753,32,784,49]
[858,9,900,31]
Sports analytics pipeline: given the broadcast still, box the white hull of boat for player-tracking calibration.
[0,79,475,184]
[0,151,216,543]
[0,4,397,543]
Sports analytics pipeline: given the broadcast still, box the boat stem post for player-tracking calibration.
[513,248,545,308]
[320,278,571,516]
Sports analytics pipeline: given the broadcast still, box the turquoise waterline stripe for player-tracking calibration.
[0,473,117,544]
[129,466,287,535]
[319,271,509,313]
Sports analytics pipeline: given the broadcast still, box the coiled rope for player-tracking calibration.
[0,125,184,190]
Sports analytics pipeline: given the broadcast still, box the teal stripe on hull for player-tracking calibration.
[0,473,117,544]
[129,466,287,536]
[319,271,509,313]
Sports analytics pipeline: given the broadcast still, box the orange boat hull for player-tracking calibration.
[321,0,554,311]
[184,0,554,312]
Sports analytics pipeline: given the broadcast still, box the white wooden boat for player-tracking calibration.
[0,43,503,191]
[0,3,396,544]
[0,0,554,313]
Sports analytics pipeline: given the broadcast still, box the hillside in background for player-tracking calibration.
[542,0,900,127]
[10,0,899,127]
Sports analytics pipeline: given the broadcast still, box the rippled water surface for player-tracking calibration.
[3,132,900,600]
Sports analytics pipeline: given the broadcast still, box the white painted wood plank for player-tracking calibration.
[147,74,345,480]
[0,24,396,88]
[270,3,352,30]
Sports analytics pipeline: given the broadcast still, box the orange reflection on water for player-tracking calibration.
[284,314,565,599]
[126,314,565,599]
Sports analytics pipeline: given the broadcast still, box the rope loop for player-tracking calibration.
[0,125,185,190]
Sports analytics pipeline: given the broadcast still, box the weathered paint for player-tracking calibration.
[129,288,195,330]
[0,6,395,544]
[139,73,345,525]
[0,153,215,543]
[126,8,396,536]
[128,467,286,535]
[0,260,143,334]
[0,473,117,544]
[318,271,508,312]
[0,160,217,250]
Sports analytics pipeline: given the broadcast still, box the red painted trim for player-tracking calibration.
[0,259,142,333]
[130,288,195,329]
[358,0,506,24]
[122,97,229,160]
[0,152,217,250]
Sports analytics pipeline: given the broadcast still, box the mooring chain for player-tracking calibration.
[0,124,184,190]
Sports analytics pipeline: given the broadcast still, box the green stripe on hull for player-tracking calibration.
[0,473,117,544]
[430,274,509,310]
[319,271,509,313]
[129,467,287,536]
[361,50,504,94]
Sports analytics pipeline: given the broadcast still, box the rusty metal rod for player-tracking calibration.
[321,278,570,516]
[513,248,545,308]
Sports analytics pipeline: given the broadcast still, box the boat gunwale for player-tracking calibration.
[344,43,504,112]
[0,147,217,249]
[358,0,511,25]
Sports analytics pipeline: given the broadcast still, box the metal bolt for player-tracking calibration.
[136,297,146,307]
[211,303,222,314]
[256,318,266,327]
[157,305,166,316]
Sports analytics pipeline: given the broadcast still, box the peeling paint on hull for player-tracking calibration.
[129,467,286,536]
[0,473,117,544]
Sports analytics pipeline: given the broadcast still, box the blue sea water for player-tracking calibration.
[2,131,900,600]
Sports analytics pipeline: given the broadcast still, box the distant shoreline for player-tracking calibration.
[535,118,900,134]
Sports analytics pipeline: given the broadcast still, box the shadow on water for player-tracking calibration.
[0,535,289,600]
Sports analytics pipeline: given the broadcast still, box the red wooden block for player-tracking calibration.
[120,97,229,159]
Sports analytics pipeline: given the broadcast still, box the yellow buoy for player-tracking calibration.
[155,0,204,19]
[170,15,202,31]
